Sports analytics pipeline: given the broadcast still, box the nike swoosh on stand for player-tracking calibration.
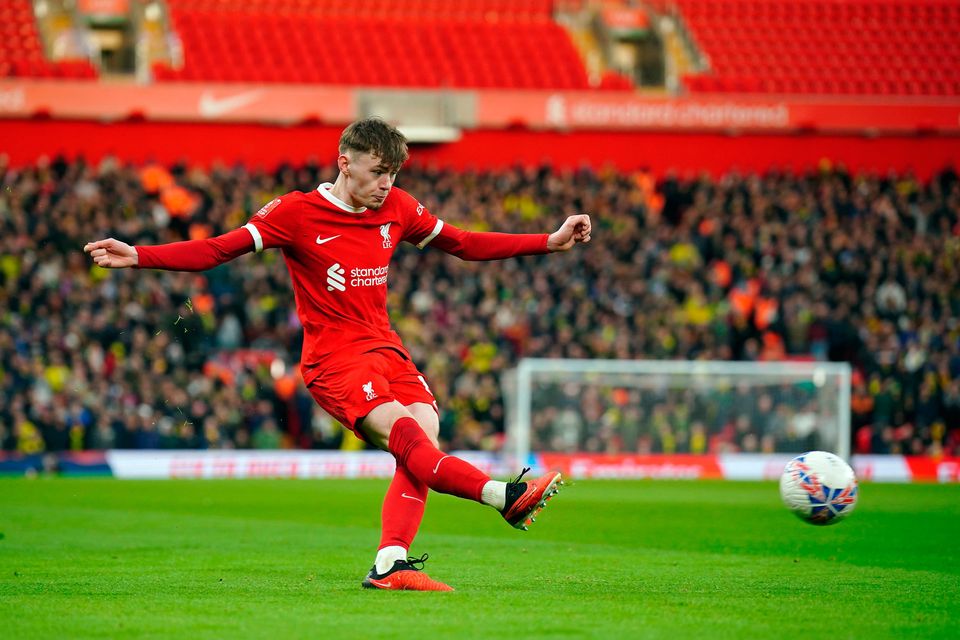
[198,90,264,118]
[316,235,341,245]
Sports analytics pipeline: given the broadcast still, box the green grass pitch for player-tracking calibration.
[1,478,957,639]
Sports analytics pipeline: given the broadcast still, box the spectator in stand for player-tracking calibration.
[1,155,958,457]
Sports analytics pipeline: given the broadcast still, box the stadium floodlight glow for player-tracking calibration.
[506,359,852,471]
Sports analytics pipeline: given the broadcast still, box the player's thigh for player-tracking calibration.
[360,401,414,450]
[386,361,438,442]
[359,401,439,450]
[355,348,440,449]
[307,351,400,444]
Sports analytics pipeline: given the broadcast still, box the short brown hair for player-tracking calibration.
[339,117,409,172]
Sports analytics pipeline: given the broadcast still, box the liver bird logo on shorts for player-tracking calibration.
[363,381,377,401]
[380,223,393,249]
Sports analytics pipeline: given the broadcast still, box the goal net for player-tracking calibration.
[505,359,851,471]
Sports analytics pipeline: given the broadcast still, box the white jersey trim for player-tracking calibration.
[317,182,367,214]
[243,223,264,253]
[417,219,444,249]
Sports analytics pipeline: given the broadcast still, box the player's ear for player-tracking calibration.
[337,153,351,176]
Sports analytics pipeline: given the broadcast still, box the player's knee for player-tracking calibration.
[408,405,440,448]
[420,419,440,448]
[362,401,441,452]
[360,401,410,450]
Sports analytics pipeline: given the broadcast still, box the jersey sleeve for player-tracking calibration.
[429,223,549,261]
[135,227,255,271]
[397,190,444,250]
[242,192,302,252]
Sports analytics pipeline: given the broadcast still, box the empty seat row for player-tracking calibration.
[154,10,611,90]
[2,59,98,79]
[165,0,554,21]
[0,0,98,80]
[675,0,960,96]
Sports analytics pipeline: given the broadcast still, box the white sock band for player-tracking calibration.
[375,545,407,575]
[481,480,507,511]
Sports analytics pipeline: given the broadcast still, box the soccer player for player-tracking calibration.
[84,118,592,591]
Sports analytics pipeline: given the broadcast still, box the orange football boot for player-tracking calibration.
[500,468,563,530]
[361,554,454,591]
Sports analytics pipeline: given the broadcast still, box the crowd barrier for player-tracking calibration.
[1,451,957,482]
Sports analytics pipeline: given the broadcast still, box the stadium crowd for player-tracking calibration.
[1,154,958,457]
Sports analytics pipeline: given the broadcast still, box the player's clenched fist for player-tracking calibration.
[546,214,592,252]
[83,238,139,268]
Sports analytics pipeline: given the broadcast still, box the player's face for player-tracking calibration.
[342,152,397,210]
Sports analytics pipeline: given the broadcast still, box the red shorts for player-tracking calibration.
[306,347,438,433]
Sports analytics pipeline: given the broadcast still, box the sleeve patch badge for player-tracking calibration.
[256,197,281,218]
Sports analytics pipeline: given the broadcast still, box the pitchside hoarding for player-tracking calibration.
[2,451,957,482]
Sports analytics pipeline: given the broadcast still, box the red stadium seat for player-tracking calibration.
[678,0,959,97]
[0,0,98,79]
[156,0,597,90]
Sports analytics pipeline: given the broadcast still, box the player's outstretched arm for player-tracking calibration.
[83,227,255,272]
[428,214,592,261]
[84,238,138,268]
[546,214,592,252]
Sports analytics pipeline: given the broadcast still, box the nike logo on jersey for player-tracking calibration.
[432,455,451,474]
[316,235,340,245]
[401,493,425,504]
[197,89,264,118]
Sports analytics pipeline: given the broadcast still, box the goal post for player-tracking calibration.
[507,359,852,472]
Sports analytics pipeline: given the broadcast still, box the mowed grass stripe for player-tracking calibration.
[0,479,957,640]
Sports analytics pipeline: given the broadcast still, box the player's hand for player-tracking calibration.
[547,214,592,252]
[83,238,139,268]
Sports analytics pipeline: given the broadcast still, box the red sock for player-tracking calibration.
[379,463,427,550]
[387,416,490,502]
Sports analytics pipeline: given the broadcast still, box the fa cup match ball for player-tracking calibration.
[779,451,858,525]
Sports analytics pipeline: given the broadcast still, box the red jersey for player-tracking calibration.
[136,183,550,385]
[244,184,448,381]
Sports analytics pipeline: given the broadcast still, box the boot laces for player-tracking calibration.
[510,467,531,485]
[402,553,429,571]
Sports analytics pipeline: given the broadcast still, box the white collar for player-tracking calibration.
[317,182,367,214]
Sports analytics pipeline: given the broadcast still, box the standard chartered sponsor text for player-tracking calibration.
[568,101,790,129]
[351,265,389,287]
